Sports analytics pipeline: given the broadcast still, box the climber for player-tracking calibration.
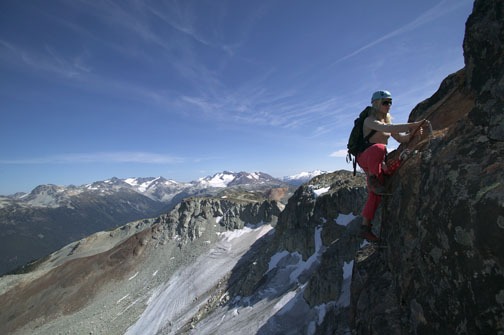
[357,90,425,242]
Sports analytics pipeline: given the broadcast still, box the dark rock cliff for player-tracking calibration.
[351,1,504,334]
[222,170,369,334]
[154,196,282,242]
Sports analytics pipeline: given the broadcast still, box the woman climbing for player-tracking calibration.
[357,90,425,242]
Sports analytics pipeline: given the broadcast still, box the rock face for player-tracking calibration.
[221,170,369,334]
[351,1,504,334]
[155,197,283,243]
[464,0,504,141]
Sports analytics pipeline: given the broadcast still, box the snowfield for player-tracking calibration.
[126,224,352,335]
[126,225,273,335]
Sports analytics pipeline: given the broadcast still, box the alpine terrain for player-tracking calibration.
[0,172,294,276]
[0,1,503,334]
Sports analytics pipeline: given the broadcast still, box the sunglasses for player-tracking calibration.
[382,100,392,106]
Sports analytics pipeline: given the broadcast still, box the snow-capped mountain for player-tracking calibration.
[282,170,327,186]
[6,177,188,209]
[195,171,283,188]
[8,172,288,209]
[84,176,190,201]
[0,171,292,276]
[18,184,79,208]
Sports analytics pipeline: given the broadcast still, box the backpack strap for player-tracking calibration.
[352,129,377,176]
[360,130,377,153]
[363,129,376,143]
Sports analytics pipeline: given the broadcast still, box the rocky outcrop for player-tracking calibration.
[351,0,504,334]
[220,170,369,334]
[274,171,366,260]
[153,197,283,242]
[464,0,504,141]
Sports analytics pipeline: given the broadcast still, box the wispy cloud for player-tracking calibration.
[331,0,468,65]
[146,2,212,47]
[1,0,396,138]
[0,39,90,78]
[329,149,348,158]
[179,81,368,141]
[0,152,184,165]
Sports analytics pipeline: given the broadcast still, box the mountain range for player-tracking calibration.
[0,171,318,276]
[3,170,324,202]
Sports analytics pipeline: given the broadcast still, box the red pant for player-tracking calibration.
[356,144,387,221]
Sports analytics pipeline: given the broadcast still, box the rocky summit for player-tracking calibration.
[0,1,503,334]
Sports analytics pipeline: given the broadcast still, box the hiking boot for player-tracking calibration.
[360,225,379,242]
[368,175,390,195]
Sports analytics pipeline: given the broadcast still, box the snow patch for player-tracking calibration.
[267,251,290,273]
[124,178,137,186]
[337,261,354,307]
[312,187,330,197]
[316,304,327,325]
[343,261,353,280]
[335,213,356,226]
[218,225,258,242]
[283,170,326,183]
[265,226,323,286]
[183,225,346,335]
[117,298,141,317]
[274,289,298,315]
[117,294,129,304]
[198,172,235,187]
[249,172,260,180]
[124,177,160,192]
[289,226,323,284]
[307,304,328,335]
[125,224,273,335]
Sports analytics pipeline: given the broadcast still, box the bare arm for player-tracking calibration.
[391,132,410,143]
[364,117,410,133]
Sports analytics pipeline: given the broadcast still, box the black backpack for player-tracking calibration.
[346,106,376,175]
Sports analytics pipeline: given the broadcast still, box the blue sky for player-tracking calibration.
[0,0,473,195]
